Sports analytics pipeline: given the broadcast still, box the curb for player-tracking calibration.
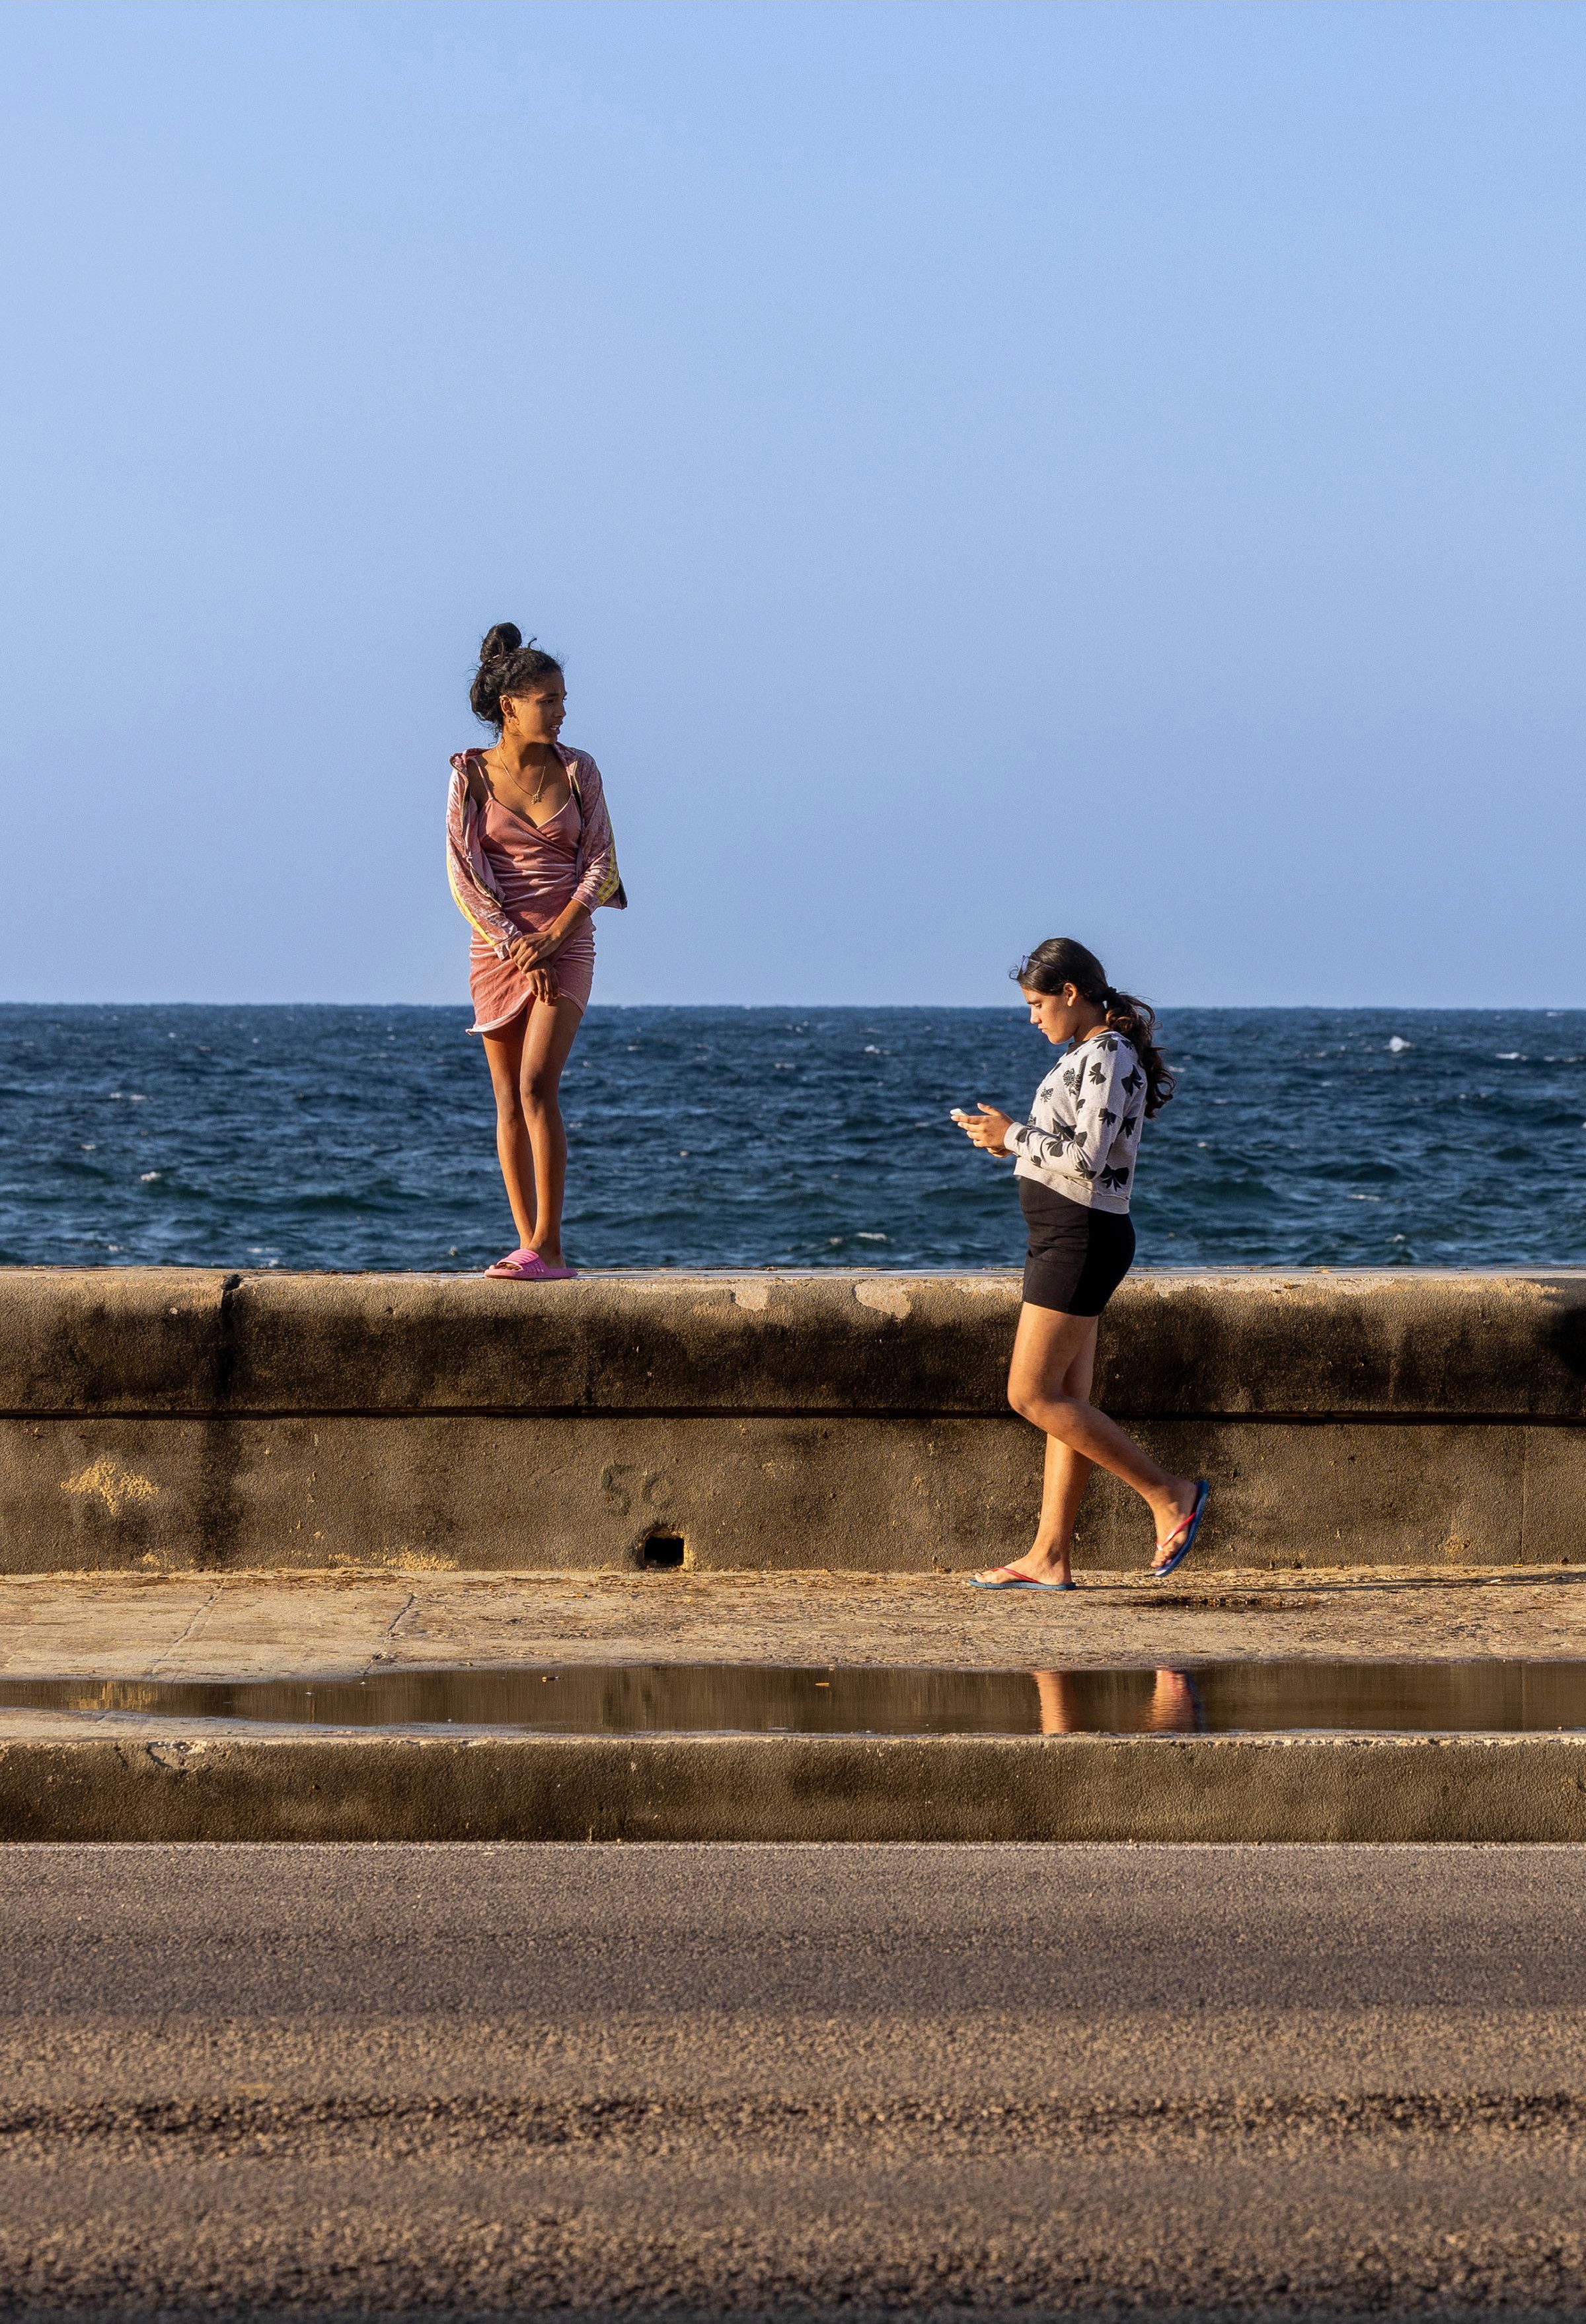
[5,1731,1586,1843]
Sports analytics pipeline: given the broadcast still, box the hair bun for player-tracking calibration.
[478,621,523,665]
[469,624,562,731]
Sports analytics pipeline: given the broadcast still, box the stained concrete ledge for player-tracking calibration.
[4,1730,1586,1844]
[3,1267,1585,1575]
[7,1265,1586,1417]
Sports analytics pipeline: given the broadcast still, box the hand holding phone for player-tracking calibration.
[952,1102,1014,1156]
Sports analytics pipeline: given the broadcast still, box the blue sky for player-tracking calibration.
[1,0,1581,1008]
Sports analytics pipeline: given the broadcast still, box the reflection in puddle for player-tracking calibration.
[3,1661,1586,1736]
[1034,1668,1205,1735]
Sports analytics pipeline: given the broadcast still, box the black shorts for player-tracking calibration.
[1019,1180,1135,1317]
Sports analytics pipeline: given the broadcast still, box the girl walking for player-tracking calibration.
[954,937,1208,1586]
[446,624,624,1281]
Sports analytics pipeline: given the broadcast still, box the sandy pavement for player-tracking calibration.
[2,1563,1585,1686]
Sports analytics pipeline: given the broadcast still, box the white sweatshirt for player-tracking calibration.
[1004,1031,1147,1215]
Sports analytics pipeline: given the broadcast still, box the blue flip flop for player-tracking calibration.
[1150,1480,1209,1579]
[967,1566,1077,1592]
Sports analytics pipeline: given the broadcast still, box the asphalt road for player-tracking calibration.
[4,1842,1586,2319]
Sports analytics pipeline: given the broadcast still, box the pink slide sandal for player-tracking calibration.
[484,1248,579,1281]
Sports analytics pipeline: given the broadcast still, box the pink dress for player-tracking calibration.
[467,791,598,1031]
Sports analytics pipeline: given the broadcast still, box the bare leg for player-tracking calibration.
[517,995,585,1267]
[480,1014,535,1248]
[982,1324,1098,1585]
[981,1305,1200,1577]
[1034,1323,1099,1582]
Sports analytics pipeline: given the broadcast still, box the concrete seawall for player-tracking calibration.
[3,1267,1584,1575]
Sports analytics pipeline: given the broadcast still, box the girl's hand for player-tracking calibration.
[525,965,560,1003]
[956,1103,1013,1156]
[510,931,559,972]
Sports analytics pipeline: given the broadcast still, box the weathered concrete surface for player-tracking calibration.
[4,1730,1586,1842]
[3,1565,1586,1679]
[12,1413,1586,1575]
[10,1265,1586,1416]
[7,1841,1586,2319]
[4,1267,1585,1573]
[15,1411,1586,1576]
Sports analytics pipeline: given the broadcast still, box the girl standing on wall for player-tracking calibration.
[446,624,624,1281]
[953,937,1208,1587]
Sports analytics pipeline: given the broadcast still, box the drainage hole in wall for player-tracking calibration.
[641,1535,686,1571]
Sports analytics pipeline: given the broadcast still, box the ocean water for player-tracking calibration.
[1,1004,1583,1274]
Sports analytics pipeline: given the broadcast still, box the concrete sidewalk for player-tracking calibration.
[2,1564,1585,1686]
[7,1569,1585,1844]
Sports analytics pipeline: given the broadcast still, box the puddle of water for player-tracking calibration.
[3,1661,1586,1737]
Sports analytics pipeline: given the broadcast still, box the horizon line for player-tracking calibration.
[3,998,1583,1016]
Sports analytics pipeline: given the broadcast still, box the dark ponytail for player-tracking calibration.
[469,622,564,733]
[1014,936,1176,1117]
